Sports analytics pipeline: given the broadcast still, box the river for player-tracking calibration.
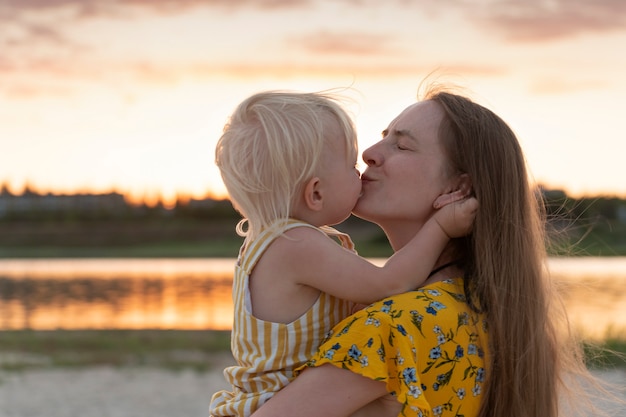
[0,257,625,339]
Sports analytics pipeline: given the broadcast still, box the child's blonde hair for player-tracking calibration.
[215,91,358,242]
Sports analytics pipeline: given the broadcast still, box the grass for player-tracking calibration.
[0,236,393,259]
[584,338,626,369]
[0,239,245,258]
[1,330,624,372]
[3,237,624,259]
[0,330,232,371]
[0,238,395,259]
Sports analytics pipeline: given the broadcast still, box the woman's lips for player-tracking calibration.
[360,174,376,186]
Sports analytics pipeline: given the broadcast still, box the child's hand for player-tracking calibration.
[433,189,467,209]
[433,196,478,238]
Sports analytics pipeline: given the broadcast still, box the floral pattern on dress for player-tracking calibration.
[300,278,489,417]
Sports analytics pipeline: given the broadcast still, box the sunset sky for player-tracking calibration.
[2,0,625,206]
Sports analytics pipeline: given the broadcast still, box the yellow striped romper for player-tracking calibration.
[209,219,356,417]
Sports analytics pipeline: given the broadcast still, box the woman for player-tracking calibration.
[251,87,594,417]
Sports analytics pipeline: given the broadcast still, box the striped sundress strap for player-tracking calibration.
[239,220,355,276]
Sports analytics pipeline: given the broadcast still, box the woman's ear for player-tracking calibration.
[303,177,324,211]
[433,174,473,209]
[456,173,472,196]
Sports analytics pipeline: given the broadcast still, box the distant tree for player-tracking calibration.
[0,182,12,196]
[22,182,37,196]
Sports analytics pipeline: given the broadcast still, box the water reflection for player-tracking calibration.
[0,258,625,339]
[550,258,626,339]
[0,259,233,330]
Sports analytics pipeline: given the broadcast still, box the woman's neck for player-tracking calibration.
[423,260,463,285]
[382,222,424,252]
[385,224,462,284]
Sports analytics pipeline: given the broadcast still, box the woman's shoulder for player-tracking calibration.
[374,277,467,307]
[357,278,476,328]
[340,277,487,345]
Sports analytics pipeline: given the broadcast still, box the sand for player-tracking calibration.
[0,356,624,417]
[0,353,234,417]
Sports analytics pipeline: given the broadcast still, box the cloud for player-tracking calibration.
[0,0,102,20]
[0,0,515,101]
[292,31,398,55]
[3,21,75,49]
[529,77,609,95]
[20,23,63,44]
[189,62,506,79]
[466,0,626,42]
[1,0,313,18]
[2,82,74,99]
[0,54,507,100]
[8,0,625,43]
[125,0,312,11]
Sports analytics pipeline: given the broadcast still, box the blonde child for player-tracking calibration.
[210,91,477,417]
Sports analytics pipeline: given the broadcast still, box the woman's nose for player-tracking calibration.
[362,143,383,167]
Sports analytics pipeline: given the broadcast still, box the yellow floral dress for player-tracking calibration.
[299,278,489,417]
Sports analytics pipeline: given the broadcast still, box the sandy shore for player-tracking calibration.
[0,355,624,417]
[0,353,234,417]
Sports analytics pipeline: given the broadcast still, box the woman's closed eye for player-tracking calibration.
[395,140,412,150]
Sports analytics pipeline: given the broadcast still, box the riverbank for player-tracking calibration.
[0,217,397,259]
[1,330,625,416]
[0,354,235,417]
[0,330,231,371]
[1,330,625,371]
[1,362,625,417]
[3,216,623,258]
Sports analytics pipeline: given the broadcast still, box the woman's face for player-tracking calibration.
[354,100,456,246]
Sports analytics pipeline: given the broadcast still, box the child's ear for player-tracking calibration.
[303,177,324,211]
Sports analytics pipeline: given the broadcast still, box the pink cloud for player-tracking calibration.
[467,0,626,42]
[292,31,398,55]
[2,0,313,18]
[529,77,609,95]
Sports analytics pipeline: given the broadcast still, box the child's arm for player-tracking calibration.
[280,195,477,305]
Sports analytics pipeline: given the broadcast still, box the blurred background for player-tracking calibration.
[2,0,626,201]
[0,1,625,415]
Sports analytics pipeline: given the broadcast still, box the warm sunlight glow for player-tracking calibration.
[1,1,625,199]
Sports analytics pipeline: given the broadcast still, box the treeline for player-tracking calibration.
[1,188,625,256]
[543,189,626,222]
[0,194,237,222]
[542,189,626,256]
[2,187,625,227]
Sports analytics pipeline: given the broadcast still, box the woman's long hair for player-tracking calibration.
[427,89,589,417]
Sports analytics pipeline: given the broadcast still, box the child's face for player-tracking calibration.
[319,119,362,226]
